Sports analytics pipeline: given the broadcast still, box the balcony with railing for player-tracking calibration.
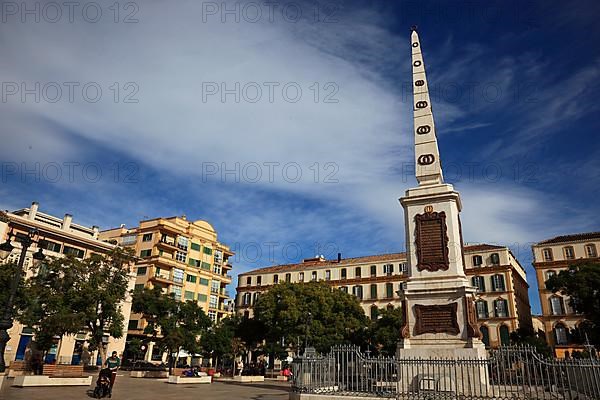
[150,267,183,286]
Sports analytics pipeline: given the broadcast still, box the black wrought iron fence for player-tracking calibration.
[291,345,600,399]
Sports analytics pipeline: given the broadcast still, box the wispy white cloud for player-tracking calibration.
[1,1,598,315]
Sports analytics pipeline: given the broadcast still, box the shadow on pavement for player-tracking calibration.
[219,380,291,393]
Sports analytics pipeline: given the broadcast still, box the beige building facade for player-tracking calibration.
[100,215,234,362]
[532,232,599,357]
[236,244,531,348]
[0,202,136,367]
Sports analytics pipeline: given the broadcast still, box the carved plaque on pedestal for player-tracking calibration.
[415,211,449,272]
[414,303,459,335]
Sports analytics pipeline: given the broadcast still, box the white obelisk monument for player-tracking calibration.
[397,27,486,360]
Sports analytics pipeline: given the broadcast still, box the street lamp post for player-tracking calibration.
[0,226,45,373]
[304,312,312,355]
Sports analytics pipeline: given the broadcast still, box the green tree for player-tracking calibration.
[253,282,368,354]
[545,262,600,344]
[200,316,237,368]
[127,337,144,362]
[370,306,402,356]
[509,328,552,358]
[132,287,211,374]
[21,248,133,363]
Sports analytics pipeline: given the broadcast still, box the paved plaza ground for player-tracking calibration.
[1,375,291,400]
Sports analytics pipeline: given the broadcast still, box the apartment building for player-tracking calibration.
[0,202,136,366]
[100,215,234,360]
[532,232,599,356]
[236,244,531,348]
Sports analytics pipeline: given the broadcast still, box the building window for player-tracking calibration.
[246,276,252,286]
[273,274,279,284]
[545,270,556,281]
[142,233,153,242]
[242,293,251,306]
[542,248,553,262]
[184,291,195,301]
[253,292,259,304]
[134,283,144,291]
[550,296,565,315]
[173,269,184,284]
[203,247,213,255]
[175,251,186,262]
[472,276,485,292]
[140,249,151,258]
[325,270,331,281]
[209,295,218,309]
[121,234,137,246]
[355,267,361,278]
[171,286,182,299]
[298,272,304,282]
[370,284,377,299]
[188,258,200,267]
[201,262,211,270]
[370,306,378,320]
[585,244,597,258]
[383,264,394,276]
[128,320,138,330]
[494,299,509,318]
[352,285,363,299]
[190,242,201,251]
[136,266,147,276]
[499,325,510,346]
[177,236,189,250]
[340,286,348,293]
[385,283,393,298]
[563,246,575,260]
[198,293,208,301]
[211,280,220,294]
[208,310,217,323]
[311,271,317,281]
[199,278,209,286]
[490,253,500,265]
[491,274,505,291]
[400,263,408,274]
[472,255,483,267]
[186,274,197,283]
[257,276,262,286]
[370,265,376,277]
[340,268,347,279]
[476,300,488,319]
[63,246,85,258]
[554,324,568,345]
[480,326,490,347]
[40,240,61,253]
[285,273,291,283]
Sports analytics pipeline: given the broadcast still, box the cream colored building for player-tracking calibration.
[236,244,531,348]
[532,232,599,357]
[100,215,234,362]
[0,202,136,367]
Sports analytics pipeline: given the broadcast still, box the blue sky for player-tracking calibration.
[1,0,599,315]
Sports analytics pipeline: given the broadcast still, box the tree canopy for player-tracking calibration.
[21,248,133,362]
[545,262,600,344]
[369,306,402,356]
[253,281,368,353]
[132,286,212,373]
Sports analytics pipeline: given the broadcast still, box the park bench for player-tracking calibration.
[7,360,26,377]
[42,364,84,377]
